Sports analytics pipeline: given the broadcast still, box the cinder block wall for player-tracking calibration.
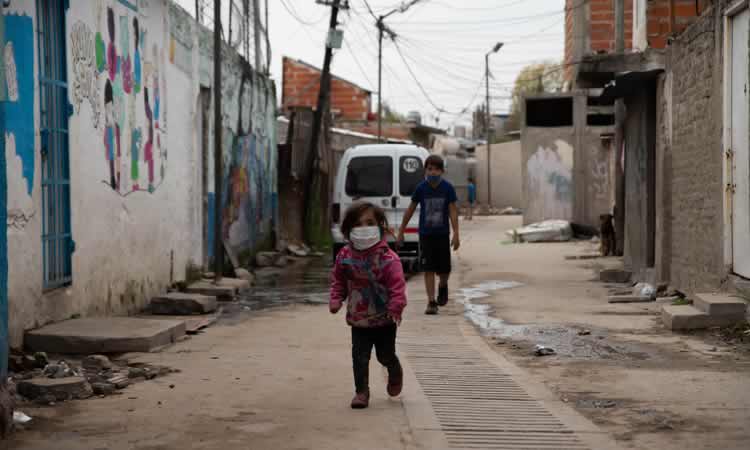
[667,5,726,292]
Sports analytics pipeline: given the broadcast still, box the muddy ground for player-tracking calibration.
[456,216,750,450]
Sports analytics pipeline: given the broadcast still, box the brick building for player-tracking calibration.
[565,0,701,85]
[281,57,372,122]
[568,0,750,309]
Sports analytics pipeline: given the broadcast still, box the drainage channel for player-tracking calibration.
[400,323,588,450]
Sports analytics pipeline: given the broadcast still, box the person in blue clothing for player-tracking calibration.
[466,177,476,221]
[396,155,460,315]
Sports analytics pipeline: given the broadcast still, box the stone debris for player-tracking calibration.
[82,355,113,371]
[500,207,523,215]
[287,244,309,257]
[234,268,255,284]
[534,345,556,356]
[18,376,93,402]
[107,374,131,389]
[43,361,82,379]
[578,329,592,336]
[256,251,281,267]
[91,382,116,396]
[599,269,632,284]
[128,367,146,379]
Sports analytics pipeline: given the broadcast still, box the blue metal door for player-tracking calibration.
[37,0,73,289]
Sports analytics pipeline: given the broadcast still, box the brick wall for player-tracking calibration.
[282,57,372,122]
[565,0,575,85]
[590,0,634,52]
[645,0,699,49]
[667,5,726,292]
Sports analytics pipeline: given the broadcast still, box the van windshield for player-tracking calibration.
[399,156,424,196]
[345,156,393,197]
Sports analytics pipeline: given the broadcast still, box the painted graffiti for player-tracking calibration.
[590,154,609,200]
[526,140,574,221]
[70,21,101,128]
[219,72,277,264]
[73,3,167,196]
[7,209,35,230]
[2,14,34,196]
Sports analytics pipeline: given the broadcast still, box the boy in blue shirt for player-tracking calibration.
[466,177,476,221]
[397,155,460,315]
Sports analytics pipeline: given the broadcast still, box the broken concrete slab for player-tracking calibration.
[17,376,93,401]
[599,269,632,284]
[234,268,255,285]
[256,251,281,267]
[82,355,114,371]
[150,292,218,315]
[608,295,655,304]
[25,318,186,354]
[184,279,245,301]
[693,293,748,316]
[662,305,746,330]
[564,254,601,260]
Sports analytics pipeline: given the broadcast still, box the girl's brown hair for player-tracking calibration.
[341,202,390,239]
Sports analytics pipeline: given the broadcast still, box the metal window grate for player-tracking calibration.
[37,0,72,290]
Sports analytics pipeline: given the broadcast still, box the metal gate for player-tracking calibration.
[37,0,73,289]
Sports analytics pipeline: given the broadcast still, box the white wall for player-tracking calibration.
[4,0,276,347]
[475,141,522,209]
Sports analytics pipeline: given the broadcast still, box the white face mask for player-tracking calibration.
[349,226,381,251]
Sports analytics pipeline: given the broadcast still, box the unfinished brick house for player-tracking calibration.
[281,57,372,122]
[565,1,749,329]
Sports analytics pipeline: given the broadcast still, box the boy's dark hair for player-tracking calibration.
[468,177,474,183]
[425,155,445,171]
[341,202,389,239]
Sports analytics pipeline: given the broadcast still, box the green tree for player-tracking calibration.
[382,102,405,123]
[505,61,564,133]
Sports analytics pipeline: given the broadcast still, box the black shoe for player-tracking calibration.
[425,301,439,315]
[437,285,449,306]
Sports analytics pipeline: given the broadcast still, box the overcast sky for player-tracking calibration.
[178,0,566,130]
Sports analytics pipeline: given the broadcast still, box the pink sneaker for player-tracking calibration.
[350,390,370,409]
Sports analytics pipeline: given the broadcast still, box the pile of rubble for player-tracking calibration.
[8,351,175,406]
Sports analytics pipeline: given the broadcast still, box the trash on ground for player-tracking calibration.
[634,282,657,300]
[500,207,523,215]
[507,220,573,243]
[534,345,556,356]
[578,329,592,336]
[13,411,32,425]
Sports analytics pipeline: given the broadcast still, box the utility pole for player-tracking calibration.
[373,0,424,142]
[303,0,345,241]
[485,53,491,205]
[252,0,262,70]
[265,0,271,73]
[614,0,626,256]
[213,0,223,283]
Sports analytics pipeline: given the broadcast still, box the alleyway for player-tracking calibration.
[7,217,750,450]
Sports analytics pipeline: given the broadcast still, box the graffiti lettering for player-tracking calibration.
[70,21,101,128]
[7,209,35,231]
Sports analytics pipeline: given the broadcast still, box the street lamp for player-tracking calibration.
[485,42,503,207]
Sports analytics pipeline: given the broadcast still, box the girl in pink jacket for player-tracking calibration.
[330,202,408,409]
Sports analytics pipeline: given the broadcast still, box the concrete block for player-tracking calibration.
[25,318,186,354]
[693,293,747,316]
[599,269,632,284]
[17,377,93,401]
[151,292,218,315]
[608,295,654,303]
[185,280,239,301]
[662,305,745,330]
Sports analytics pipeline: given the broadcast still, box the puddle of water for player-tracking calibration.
[231,258,332,313]
[457,280,652,360]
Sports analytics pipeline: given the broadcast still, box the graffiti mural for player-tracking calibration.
[70,21,101,128]
[2,14,34,196]
[72,3,168,196]
[220,72,277,264]
[526,140,574,221]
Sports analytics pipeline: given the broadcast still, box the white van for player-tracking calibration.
[331,144,429,269]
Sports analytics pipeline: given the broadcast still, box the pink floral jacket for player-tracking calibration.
[330,240,407,327]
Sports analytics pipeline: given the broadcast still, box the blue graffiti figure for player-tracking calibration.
[133,17,141,93]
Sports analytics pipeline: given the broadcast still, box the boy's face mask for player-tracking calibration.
[350,226,381,251]
[426,175,442,184]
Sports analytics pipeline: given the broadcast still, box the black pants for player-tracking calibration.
[351,324,401,393]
